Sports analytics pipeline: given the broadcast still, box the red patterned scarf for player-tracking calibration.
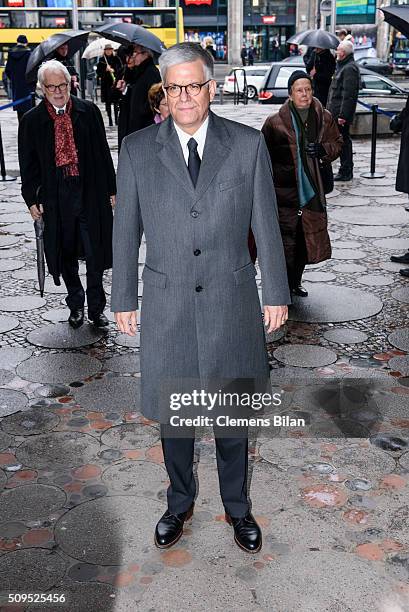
[45,97,79,178]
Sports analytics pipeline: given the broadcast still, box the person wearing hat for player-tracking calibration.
[262,71,342,297]
[97,43,122,127]
[5,34,35,122]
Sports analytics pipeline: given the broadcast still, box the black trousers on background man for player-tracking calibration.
[288,216,308,290]
[338,121,353,177]
[161,425,250,518]
[57,170,106,316]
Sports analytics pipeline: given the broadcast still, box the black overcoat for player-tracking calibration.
[18,96,116,283]
[97,54,122,103]
[117,57,161,147]
[396,96,409,194]
[5,45,34,113]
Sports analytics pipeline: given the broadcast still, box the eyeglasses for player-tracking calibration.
[44,82,69,93]
[164,80,211,98]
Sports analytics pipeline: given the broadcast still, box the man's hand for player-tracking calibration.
[29,204,43,221]
[110,195,116,208]
[263,305,288,334]
[115,311,137,336]
[338,117,346,126]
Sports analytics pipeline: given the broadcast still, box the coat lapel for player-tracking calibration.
[156,118,195,197]
[193,110,232,203]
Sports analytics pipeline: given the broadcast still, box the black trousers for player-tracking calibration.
[161,424,250,518]
[338,122,353,176]
[288,215,308,290]
[57,172,106,315]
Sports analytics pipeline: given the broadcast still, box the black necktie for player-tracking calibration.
[187,138,201,187]
[57,109,64,115]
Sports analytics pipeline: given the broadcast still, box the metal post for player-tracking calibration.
[0,124,17,182]
[360,104,385,179]
[218,84,224,105]
[175,0,180,44]
[330,0,337,34]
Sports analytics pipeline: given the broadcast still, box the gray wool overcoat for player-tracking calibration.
[111,110,291,421]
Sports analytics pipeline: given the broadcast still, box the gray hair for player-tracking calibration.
[37,60,71,87]
[338,40,354,56]
[159,42,214,83]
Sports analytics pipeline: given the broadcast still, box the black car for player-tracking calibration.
[259,62,407,104]
[356,57,393,76]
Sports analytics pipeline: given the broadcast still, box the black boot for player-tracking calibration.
[391,252,409,264]
[154,504,194,549]
[334,172,353,182]
[68,308,84,329]
[225,512,262,553]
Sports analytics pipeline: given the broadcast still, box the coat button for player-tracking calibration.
[195,285,203,292]
[194,249,201,256]
[191,211,199,218]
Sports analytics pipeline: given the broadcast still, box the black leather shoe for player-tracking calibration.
[292,285,308,297]
[391,252,409,264]
[89,313,109,328]
[154,505,193,549]
[225,512,262,553]
[68,308,84,329]
[334,172,353,182]
[399,268,409,278]
[405,207,409,212]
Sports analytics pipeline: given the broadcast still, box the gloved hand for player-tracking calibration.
[306,143,326,159]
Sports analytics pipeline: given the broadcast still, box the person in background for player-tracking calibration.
[5,35,35,122]
[52,43,80,96]
[116,44,161,149]
[247,46,255,66]
[148,82,169,124]
[97,43,122,127]
[18,60,116,330]
[271,40,282,62]
[326,40,360,182]
[305,47,336,106]
[262,71,342,297]
[389,96,409,278]
[240,45,247,66]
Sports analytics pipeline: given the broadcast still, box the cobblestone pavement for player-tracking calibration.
[0,104,408,612]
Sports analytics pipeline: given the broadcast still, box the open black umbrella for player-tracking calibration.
[26,30,89,82]
[95,22,165,56]
[34,213,45,298]
[380,5,409,39]
[288,29,339,50]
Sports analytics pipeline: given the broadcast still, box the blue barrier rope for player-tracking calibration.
[357,99,399,118]
[0,95,32,112]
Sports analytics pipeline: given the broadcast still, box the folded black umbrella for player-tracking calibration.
[95,22,165,56]
[34,214,45,298]
[288,29,339,50]
[26,30,89,82]
[381,5,409,39]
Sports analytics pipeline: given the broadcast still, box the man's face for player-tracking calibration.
[290,78,313,109]
[42,70,70,108]
[336,47,346,62]
[163,59,216,135]
[132,45,149,66]
[57,44,68,58]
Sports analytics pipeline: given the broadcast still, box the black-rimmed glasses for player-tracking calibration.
[164,80,211,98]
[44,82,69,93]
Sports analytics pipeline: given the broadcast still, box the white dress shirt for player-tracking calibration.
[53,104,67,114]
[174,116,209,165]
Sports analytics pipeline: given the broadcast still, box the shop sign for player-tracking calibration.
[7,0,24,6]
[185,0,213,6]
[262,15,277,24]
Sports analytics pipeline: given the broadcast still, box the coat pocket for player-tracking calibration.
[233,262,257,285]
[219,177,245,191]
[142,265,167,289]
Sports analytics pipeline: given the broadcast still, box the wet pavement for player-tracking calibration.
[0,104,408,611]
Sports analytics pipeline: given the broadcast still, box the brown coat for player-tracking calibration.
[261,98,342,265]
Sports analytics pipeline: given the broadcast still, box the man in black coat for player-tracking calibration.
[117,45,161,148]
[305,47,335,106]
[327,40,360,181]
[5,34,35,122]
[18,60,116,329]
[96,44,122,127]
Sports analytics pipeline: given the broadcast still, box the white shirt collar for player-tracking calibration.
[53,103,67,114]
[173,116,209,165]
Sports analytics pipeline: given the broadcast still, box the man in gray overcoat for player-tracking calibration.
[111,43,290,554]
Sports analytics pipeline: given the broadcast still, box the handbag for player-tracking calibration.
[319,160,334,195]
